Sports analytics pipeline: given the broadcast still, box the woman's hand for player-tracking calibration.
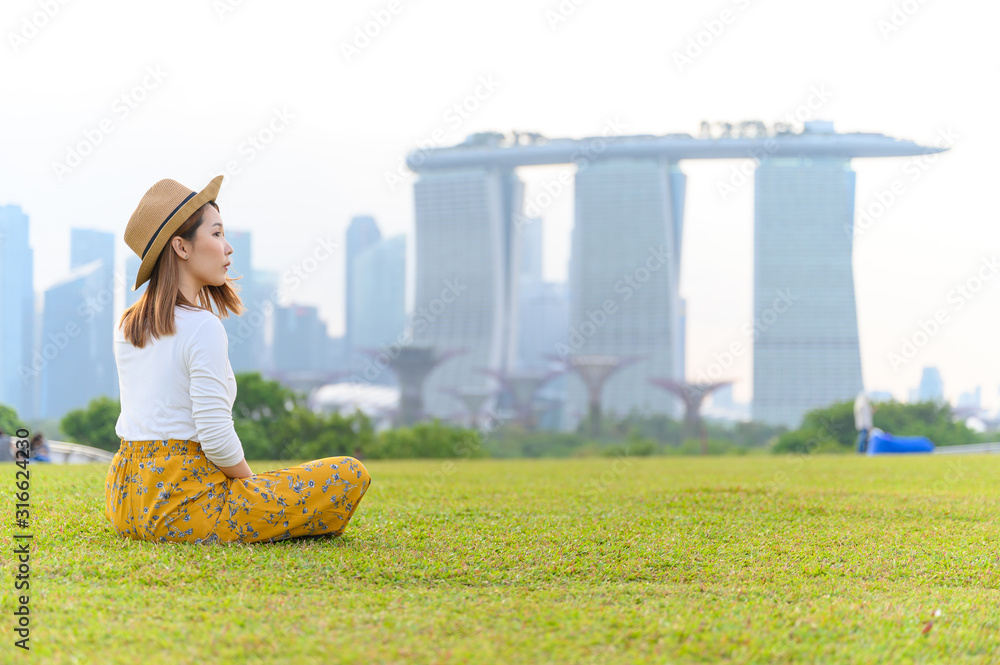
[217,458,253,479]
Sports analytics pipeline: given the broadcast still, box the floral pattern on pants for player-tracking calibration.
[105,439,371,544]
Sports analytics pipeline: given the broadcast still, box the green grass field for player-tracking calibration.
[1,454,999,664]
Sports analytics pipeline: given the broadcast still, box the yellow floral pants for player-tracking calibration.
[105,439,371,544]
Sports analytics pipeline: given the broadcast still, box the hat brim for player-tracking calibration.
[132,175,224,292]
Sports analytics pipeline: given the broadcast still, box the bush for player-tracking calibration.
[0,403,25,437]
[488,432,589,458]
[234,418,277,461]
[666,438,747,456]
[601,438,657,457]
[364,420,486,460]
[771,429,837,455]
[61,396,121,451]
[872,400,979,448]
[290,408,373,460]
[770,398,981,455]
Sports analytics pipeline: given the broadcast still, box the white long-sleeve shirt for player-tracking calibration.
[854,393,873,430]
[114,304,245,467]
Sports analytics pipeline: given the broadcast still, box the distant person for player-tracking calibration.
[30,433,51,463]
[3,429,27,462]
[855,391,875,453]
[106,174,370,544]
[1,429,13,462]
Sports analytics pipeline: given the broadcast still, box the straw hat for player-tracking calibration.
[124,175,224,292]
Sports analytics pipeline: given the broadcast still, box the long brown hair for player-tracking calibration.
[118,201,245,348]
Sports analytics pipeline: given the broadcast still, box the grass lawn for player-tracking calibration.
[1,453,999,664]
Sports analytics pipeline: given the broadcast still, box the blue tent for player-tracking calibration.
[866,428,935,455]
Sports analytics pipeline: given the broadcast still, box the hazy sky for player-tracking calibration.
[2,0,997,408]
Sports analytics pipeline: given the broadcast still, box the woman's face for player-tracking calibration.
[181,206,233,289]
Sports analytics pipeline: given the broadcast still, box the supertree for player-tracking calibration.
[648,378,732,454]
[361,346,464,427]
[480,368,565,430]
[441,386,496,429]
[554,354,641,438]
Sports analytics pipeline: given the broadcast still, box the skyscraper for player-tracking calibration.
[124,253,145,308]
[678,297,687,385]
[957,386,981,409]
[566,158,686,419]
[70,228,114,275]
[70,228,118,402]
[225,268,275,373]
[0,205,36,419]
[40,260,110,418]
[216,230,272,373]
[519,216,543,282]
[517,217,569,373]
[752,155,863,427]
[345,215,381,355]
[518,281,569,371]
[511,216,570,428]
[350,234,406,375]
[407,125,945,425]
[273,304,331,373]
[226,229,257,308]
[226,229,252,281]
[917,367,944,403]
[412,168,524,416]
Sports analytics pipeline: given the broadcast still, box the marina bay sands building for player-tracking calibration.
[753,155,862,426]
[410,167,524,416]
[570,158,686,417]
[406,122,946,426]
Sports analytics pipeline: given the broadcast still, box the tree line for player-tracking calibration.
[1,373,990,460]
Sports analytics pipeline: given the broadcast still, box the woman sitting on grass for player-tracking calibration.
[105,175,371,544]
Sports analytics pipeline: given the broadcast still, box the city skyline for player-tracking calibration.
[405,121,944,427]
[2,0,996,409]
[1,200,991,426]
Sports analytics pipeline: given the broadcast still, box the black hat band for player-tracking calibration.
[141,190,197,259]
